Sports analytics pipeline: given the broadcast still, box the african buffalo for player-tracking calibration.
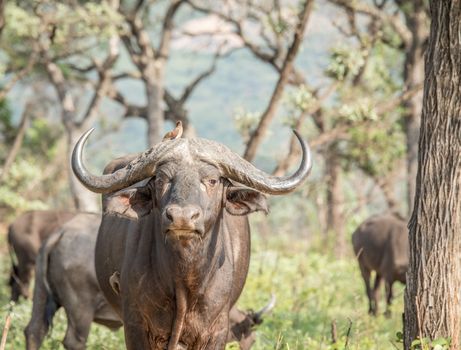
[7,210,76,301]
[25,213,120,350]
[351,213,408,316]
[25,213,275,350]
[72,129,311,349]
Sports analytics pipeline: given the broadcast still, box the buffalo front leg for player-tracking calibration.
[199,313,230,350]
[62,307,95,350]
[25,284,59,350]
[371,273,382,316]
[122,308,157,350]
[358,264,374,315]
[384,281,394,318]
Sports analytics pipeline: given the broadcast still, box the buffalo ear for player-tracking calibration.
[225,187,269,216]
[105,187,152,220]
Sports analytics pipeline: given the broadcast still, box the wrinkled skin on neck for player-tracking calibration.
[95,157,267,349]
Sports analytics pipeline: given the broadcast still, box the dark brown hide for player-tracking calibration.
[352,213,408,316]
[7,210,76,301]
[24,213,121,350]
[72,133,311,349]
[24,212,269,350]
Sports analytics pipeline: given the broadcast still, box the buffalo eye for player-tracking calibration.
[154,176,171,198]
[201,177,219,194]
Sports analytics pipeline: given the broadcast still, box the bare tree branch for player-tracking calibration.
[108,86,147,119]
[0,103,30,183]
[124,16,155,69]
[179,48,224,104]
[375,83,424,115]
[328,0,412,47]
[186,1,279,69]
[79,36,120,130]
[243,0,314,161]
[112,71,142,81]
[157,0,186,61]
[0,52,38,101]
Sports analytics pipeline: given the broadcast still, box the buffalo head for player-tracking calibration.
[71,129,312,243]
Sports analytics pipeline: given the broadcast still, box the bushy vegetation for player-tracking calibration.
[0,226,404,349]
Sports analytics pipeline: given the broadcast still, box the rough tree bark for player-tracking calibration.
[398,0,428,215]
[403,2,461,349]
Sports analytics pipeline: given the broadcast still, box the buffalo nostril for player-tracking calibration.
[190,210,200,221]
[165,207,174,222]
[165,205,201,225]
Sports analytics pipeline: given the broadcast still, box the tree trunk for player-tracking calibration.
[325,144,345,256]
[403,2,461,349]
[401,1,427,215]
[146,73,165,146]
[375,174,400,215]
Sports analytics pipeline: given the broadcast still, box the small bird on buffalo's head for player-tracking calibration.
[163,121,183,141]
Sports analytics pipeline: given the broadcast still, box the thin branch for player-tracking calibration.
[375,83,424,115]
[67,62,97,74]
[53,42,101,61]
[120,0,146,19]
[121,35,142,61]
[112,71,142,81]
[243,0,315,161]
[329,0,411,47]
[344,318,353,349]
[0,314,11,350]
[186,1,279,69]
[273,82,339,176]
[107,86,147,119]
[157,0,186,61]
[0,104,30,183]
[179,48,223,104]
[124,15,155,69]
[0,53,38,100]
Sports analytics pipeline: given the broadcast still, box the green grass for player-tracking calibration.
[0,233,404,349]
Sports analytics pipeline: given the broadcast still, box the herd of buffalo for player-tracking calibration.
[3,128,409,349]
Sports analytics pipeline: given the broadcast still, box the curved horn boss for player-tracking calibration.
[72,129,312,195]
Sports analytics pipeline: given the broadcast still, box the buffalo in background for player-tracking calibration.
[7,210,76,301]
[352,213,408,316]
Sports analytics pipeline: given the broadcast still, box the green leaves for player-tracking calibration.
[326,46,366,81]
[338,98,378,123]
[410,336,451,350]
[4,5,40,40]
[2,1,124,68]
[395,332,451,350]
[344,121,405,177]
[233,107,261,142]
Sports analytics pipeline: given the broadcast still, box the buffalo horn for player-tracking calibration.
[72,129,312,195]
